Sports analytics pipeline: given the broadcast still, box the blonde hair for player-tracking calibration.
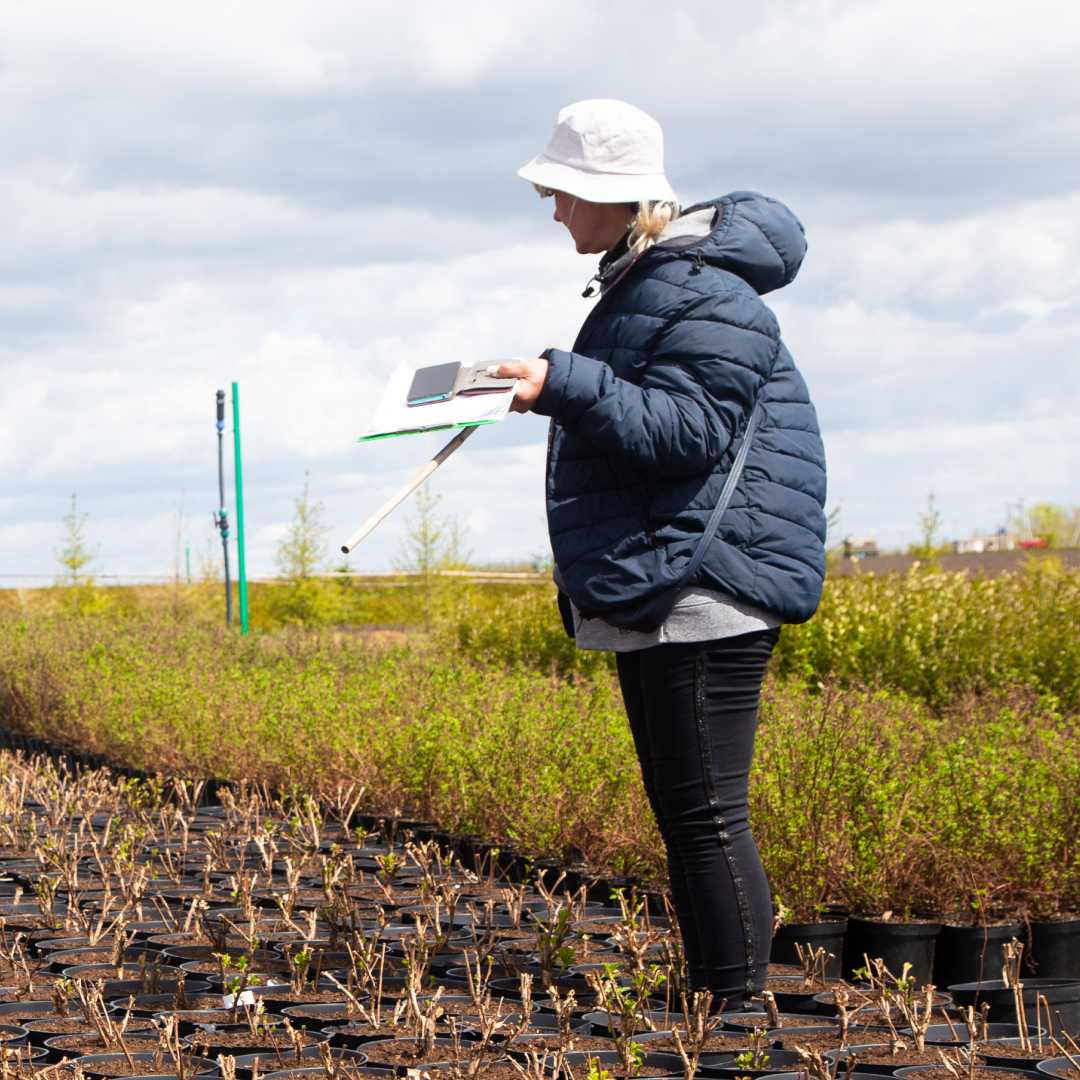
[628,199,680,253]
[533,184,680,253]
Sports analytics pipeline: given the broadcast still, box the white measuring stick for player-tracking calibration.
[340,425,478,554]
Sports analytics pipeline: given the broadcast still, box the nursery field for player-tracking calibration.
[1,558,1079,931]
[0,753,1051,1080]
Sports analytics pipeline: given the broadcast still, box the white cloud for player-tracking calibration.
[1,0,1079,582]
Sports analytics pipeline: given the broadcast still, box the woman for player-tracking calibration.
[497,99,827,1007]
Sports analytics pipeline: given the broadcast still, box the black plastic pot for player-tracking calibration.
[73,1052,165,1080]
[769,1024,889,1049]
[700,1049,807,1078]
[766,1074,913,1080]
[62,972,201,996]
[501,1013,592,1038]
[933,923,1025,989]
[896,1066,1047,1080]
[97,1075,218,1080]
[233,1044,368,1076]
[280,1002,374,1031]
[44,1030,158,1065]
[977,1037,1060,1071]
[26,1018,154,1051]
[33,936,93,957]
[110,990,220,1018]
[622,1045,737,1075]
[947,979,1080,1037]
[843,917,941,985]
[770,919,847,978]
[558,1050,686,1079]
[768,977,846,1015]
[488,975,597,1003]
[49,946,154,974]
[823,1044,894,1076]
[720,1011,836,1032]
[0,1023,29,1048]
[918,1024,1044,1047]
[252,981,365,1015]
[1026,920,1080,980]
[815,992,952,1024]
[262,1069,391,1080]
[329,1036,456,1072]
[323,1024,392,1051]
[1037,1057,1080,1077]
[150,1008,291,1038]
[182,1025,330,1060]
[0,1000,114,1022]
[582,1009,684,1036]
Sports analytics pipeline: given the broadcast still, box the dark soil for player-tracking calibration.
[510,1036,615,1054]
[737,1066,804,1075]
[40,1034,155,1053]
[26,1019,153,1034]
[356,1040,473,1067]
[49,949,117,964]
[939,918,1025,927]
[837,1047,959,1067]
[431,1000,505,1019]
[169,996,228,1011]
[767,1017,842,1029]
[632,1032,742,1053]
[1040,1068,1078,1080]
[437,1067,523,1080]
[0,974,62,989]
[262,1066,523,1080]
[765,978,834,993]
[186,1031,322,1050]
[260,988,365,1005]
[344,888,422,902]
[75,1061,172,1077]
[171,1009,267,1025]
[570,1068,675,1079]
[567,939,617,959]
[145,934,251,947]
[181,959,293,975]
[978,1043,1059,1061]
[772,1032,852,1053]
[258,890,334,903]
[284,1006,367,1022]
[899,1071,1041,1080]
[570,920,623,935]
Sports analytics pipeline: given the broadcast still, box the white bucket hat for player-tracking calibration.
[518,99,677,205]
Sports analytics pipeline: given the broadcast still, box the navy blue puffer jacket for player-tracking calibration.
[532,191,827,626]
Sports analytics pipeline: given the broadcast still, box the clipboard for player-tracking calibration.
[359,360,517,442]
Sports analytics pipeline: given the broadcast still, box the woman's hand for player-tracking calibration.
[495,357,549,413]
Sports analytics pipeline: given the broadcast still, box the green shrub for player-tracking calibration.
[3,611,1080,916]
[774,558,1080,708]
[445,586,615,678]
[0,613,656,874]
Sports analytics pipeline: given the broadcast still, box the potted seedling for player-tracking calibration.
[671,991,725,1080]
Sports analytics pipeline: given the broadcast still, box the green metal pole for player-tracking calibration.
[232,382,249,633]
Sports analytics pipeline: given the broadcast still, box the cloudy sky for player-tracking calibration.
[1,0,1078,581]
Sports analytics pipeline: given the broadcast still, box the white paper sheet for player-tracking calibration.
[358,361,515,442]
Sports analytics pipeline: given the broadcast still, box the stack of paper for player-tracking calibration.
[359,361,515,442]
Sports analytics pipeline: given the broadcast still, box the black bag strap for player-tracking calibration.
[674,402,763,592]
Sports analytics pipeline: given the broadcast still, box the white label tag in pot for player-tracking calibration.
[221,991,255,1008]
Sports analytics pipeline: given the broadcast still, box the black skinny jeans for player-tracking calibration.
[616,628,779,1007]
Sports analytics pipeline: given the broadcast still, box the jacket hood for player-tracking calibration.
[655,191,807,295]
